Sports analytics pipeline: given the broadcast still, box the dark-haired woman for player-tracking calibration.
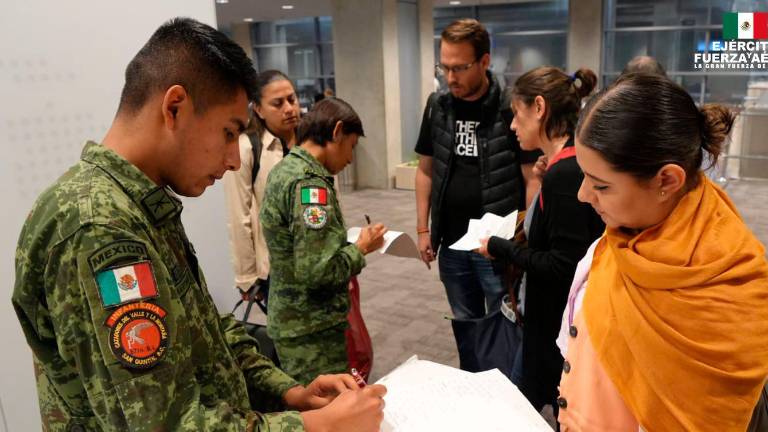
[557,73,768,431]
[476,67,604,413]
[223,70,300,305]
[260,98,388,384]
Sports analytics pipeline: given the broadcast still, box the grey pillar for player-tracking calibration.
[567,0,603,77]
[332,0,402,189]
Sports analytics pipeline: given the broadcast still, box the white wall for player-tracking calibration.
[0,1,241,430]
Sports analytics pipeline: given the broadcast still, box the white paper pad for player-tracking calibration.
[376,355,552,432]
[347,228,420,259]
[449,210,519,251]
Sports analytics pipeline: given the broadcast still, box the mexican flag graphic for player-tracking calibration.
[96,262,158,307]
[301,186,328,205]
[723,12,768,40]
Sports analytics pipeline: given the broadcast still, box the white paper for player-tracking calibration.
[376,356,552,432]
[448,210,519,251]
[347,228,420,259]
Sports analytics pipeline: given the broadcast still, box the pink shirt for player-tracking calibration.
[556,239,641,432]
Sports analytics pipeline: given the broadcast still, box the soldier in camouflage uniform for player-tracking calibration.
[261,98,387,385]
[12,18,385,432]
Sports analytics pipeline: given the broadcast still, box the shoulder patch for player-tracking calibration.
[104,302,168,369]
[303,205,328,229]
[88,240,149,273]
[300,186,328,205]
[95,261,159,309]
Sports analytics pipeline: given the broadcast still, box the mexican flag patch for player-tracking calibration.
[96,261,158,308]
[301,186,328,205]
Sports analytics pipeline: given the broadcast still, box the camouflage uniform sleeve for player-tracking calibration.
[47,223,304,431]
[290,178,365,287]
[219,313,301,408]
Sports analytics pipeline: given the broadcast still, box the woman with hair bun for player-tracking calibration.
[557,73,768,431]
[476,67,605,414]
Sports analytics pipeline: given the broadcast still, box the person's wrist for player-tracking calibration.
[301,409,330,432]
[417,227,429,235]
[283,385,308,410]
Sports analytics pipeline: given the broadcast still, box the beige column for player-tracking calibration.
[331,0,403,188]
[230,22,253,60]
[567,0,603,77]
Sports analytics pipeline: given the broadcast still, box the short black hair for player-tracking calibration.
[118,17,257,114]
[296,98,364,147]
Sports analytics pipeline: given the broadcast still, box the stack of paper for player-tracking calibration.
[376,355,553,432]
[448,210,519,251]
[347,228,420,259]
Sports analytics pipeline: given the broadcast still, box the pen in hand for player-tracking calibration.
[350,367,367,388]
[364,214,371,225]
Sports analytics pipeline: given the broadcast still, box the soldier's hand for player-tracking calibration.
[355,223,387,255]
[301,384,387,432]
[288,374,360,410]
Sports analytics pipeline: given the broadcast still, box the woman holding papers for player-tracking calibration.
[476,67,604,414]
[556,73,768,431]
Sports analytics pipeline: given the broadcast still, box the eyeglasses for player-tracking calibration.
[435,62,476,76]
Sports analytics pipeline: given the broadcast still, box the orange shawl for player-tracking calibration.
[583,176,768,431]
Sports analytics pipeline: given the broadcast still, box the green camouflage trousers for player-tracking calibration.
[274,323,349,385]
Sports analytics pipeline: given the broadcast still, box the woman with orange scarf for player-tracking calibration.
[556,73,768,431]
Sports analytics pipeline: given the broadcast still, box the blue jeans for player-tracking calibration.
[438,248,506,319]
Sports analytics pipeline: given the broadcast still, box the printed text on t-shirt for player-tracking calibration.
[455,120,479,157]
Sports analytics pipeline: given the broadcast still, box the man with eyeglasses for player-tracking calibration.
[414,19,540,369]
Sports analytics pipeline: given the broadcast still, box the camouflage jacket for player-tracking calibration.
[260,146,365,339]
[12,142,304,431]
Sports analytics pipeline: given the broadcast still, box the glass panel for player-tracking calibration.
[478,0,568,33]
[434,6,476,34]
[705,75,759,105]
[318,16,333,42]
[252,18,316,45]
[710,1,768,25]
[254,45,320,78]
[610,0,710,28]
[496,34,568,88]
[604,29,708,74]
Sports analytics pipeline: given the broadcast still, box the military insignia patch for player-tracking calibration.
[301,186,328,205]
[104,302,168,369]
[95,261,158,308]
[303,205,328,229]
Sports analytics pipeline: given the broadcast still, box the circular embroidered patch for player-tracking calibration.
[104,302,169,369]
[303,205,328,229]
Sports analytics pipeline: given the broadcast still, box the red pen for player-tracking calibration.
[350,368,366,388]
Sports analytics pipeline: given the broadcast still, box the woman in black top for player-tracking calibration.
[476,67,605,413]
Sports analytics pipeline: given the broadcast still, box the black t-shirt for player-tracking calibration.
[415,91,487,247]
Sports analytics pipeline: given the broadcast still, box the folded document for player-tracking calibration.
[376,355,552,432]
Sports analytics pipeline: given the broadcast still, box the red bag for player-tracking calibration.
[345,276,373,381]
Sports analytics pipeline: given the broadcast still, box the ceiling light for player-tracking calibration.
[282,4,294,9]
[243,17,254,22]
[215,0,229,4]
[449,1,461,4]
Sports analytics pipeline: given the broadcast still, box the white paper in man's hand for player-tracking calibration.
[347,228,420,259]
[448,210,518,251]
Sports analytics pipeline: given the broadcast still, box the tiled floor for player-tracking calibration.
[340,178,768,383]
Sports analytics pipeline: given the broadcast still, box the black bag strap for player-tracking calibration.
[246,131,262,191]
[231,281,269,322]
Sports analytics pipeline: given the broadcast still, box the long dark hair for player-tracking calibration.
[511,67,597,140]
[576,73,735,189]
